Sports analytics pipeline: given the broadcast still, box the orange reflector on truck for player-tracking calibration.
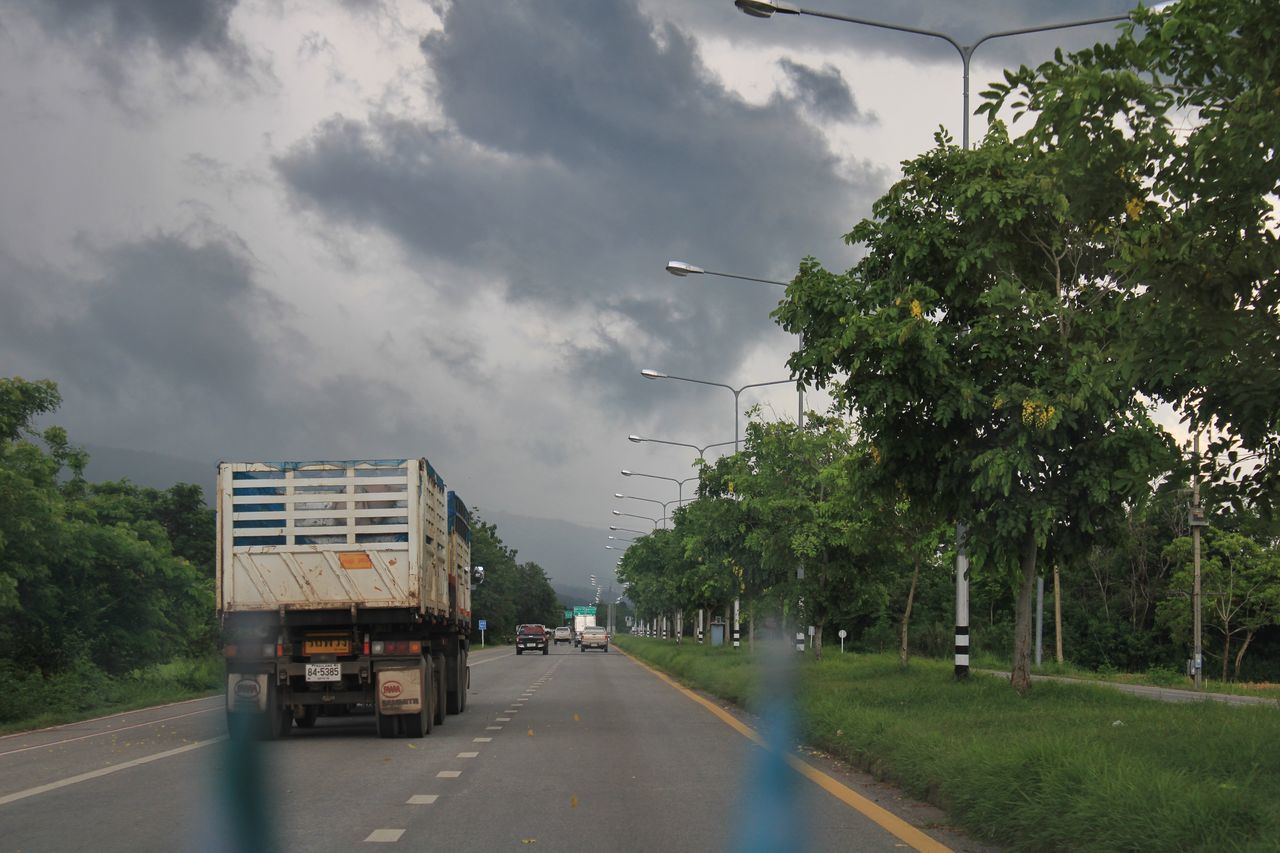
[339,552,374,570]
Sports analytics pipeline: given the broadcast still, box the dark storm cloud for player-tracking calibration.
[6,0,243,59]
[0,232,456,462]
[0,231,277,406]
[777,58,861,121]
[276,0,877,422]
[645,0,1141,67]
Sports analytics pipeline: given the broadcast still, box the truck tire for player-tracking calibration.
[459,653,469,712]
[603,646,609,653]
[446,647,466,715]
[432,654,447,726]
[516,648,523,655]
[542,645,548,655]
[265,682,291,739]
[580,645,585,653]
[376,706,398,738]
[402,657,433,738]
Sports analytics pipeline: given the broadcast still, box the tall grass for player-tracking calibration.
[617,637,1280,852]
[0,655,222,734]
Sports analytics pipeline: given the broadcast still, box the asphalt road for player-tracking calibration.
[0,645,978,852]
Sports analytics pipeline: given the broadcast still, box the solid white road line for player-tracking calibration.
[0,695,221,743]
[0,736,228,807]
[0,706,222,758]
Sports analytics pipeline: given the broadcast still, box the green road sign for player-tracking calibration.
[573,606,597,616]
[564,610,572,620]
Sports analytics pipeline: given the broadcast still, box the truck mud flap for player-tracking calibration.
[376,666,424,716]
[227,673,270,714]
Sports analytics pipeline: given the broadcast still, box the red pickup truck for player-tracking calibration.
[516,625,549,655]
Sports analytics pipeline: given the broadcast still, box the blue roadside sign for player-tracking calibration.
[478,619,487,631]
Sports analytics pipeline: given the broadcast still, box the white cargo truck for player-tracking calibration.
[572,608,596,646]
[217,459,476,738]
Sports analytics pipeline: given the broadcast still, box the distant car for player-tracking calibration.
[516,625,548,655]
[553,626,572,645]
[579,626,609,653]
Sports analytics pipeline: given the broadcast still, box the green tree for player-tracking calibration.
[701,414,890,660]
[468,519,564,640]
[1158,526,1280,680]
[982,0,1280,511]
[0,377,213,675]
[777,123,1176,690]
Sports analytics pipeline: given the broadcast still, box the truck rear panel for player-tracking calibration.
[217,459,449,615]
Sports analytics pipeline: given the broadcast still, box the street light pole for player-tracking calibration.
[641,369,793,452]
[733,1,1130,149]
[628,434,737,464]
[620,468,699,507]
[639,369,793,651]
[665,262,805,428]
[737,0,1132,681]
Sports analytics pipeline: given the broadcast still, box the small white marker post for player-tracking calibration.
[838,628,847,654]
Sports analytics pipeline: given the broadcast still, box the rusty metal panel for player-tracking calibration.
[217,460,444,614]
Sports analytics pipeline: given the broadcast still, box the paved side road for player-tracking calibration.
[977,669,1280,707]
[0,646,990,852]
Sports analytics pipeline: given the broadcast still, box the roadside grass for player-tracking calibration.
[616,636,1280,852]
[0,655,222,735]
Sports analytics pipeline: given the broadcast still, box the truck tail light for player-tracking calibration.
[224,644,238,658]
[275,642,284,658]
[371,640,422,655]
[363,634,370,656]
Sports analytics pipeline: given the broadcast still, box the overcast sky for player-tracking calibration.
[0,0,1145,536]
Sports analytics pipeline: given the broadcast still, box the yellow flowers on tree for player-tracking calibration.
[983,0,1280,512]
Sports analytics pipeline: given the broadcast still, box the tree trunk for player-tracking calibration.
[899,554,921,668]
[1233,631,1254,681]
[1222,631,1231,682]
[1010,528,1039,695]
[813,614,824,661]
[1053,565,1064,664]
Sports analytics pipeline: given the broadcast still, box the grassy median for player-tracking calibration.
[615,636,1280,852]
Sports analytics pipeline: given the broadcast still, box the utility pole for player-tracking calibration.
[1191,432,1205,689]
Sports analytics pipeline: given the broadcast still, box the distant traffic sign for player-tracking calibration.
[478,619,487,631]
[573,606,597,616]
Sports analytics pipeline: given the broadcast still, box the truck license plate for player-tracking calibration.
[306,663,342,682]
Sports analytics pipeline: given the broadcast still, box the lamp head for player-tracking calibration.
[665,260,704,276]
[620,469,633,476]
[640,369,667,380]
[628,434,643,443]
[735,0,800,17]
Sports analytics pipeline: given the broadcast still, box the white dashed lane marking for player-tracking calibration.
[473,737,492,742]
[407,795,438,805]
[365,829,405,843]
[497,717,511,722]
[486,726,503,730]
[437,770,462,778]
[457,751,479,758]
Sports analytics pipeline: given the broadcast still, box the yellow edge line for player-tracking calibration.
[615,647,952,853]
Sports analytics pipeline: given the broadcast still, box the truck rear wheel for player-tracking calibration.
[265,683,291,739]
[376,707,398,738]
[432,654,447,726]
[446,648,466,715]
[296,705,319,729]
